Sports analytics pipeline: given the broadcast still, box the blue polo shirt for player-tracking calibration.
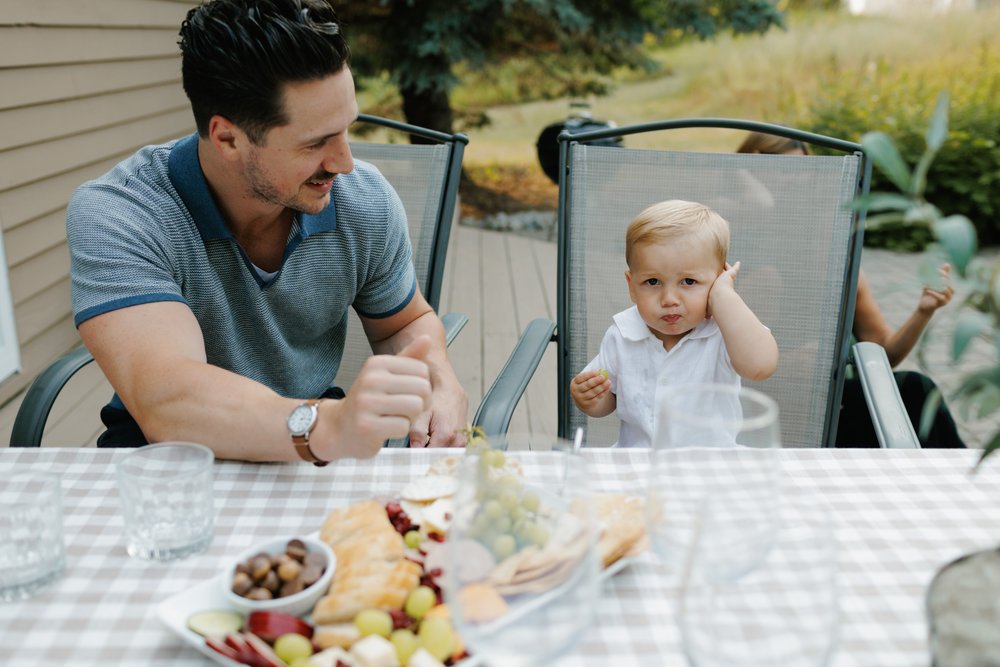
[67,133,416,403]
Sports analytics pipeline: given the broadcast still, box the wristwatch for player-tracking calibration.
[287,399,328,467]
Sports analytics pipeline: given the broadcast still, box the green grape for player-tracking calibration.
[273,633,313,664]
[482,499,503,520]
[493,533,517,560]
[529,522,550,547]
[355,609,394,638]
[390,628,420,665]
[418,617,456,662]
[488,449,506,468]
[509,504,528,523]
[404,530,422,549]
[405,585,437,621]
[521,491,541,513]
[497,474,522,491]
[289,658,312,667]
[497,488,519,511]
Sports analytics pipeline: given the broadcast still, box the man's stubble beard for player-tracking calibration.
[244,149,328,216]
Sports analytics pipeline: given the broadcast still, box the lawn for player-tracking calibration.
[432,6,999,217]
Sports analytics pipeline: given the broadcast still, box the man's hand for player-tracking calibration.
[570,369,615,418]
[918,263,954,314]
[326,336,433,459]
[408,381,469,448]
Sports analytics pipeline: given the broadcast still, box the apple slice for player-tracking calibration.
[205,636,240,661]
[222,633,257,665]
[244,632,288,667]
[188,609,244,637]
[246,610,314,643]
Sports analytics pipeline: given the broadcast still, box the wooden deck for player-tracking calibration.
[0,225,558,447]
[2,227,994,450]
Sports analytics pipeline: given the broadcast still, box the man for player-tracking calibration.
[66,0,467,461]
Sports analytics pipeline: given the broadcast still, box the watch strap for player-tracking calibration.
[292,399,328,467]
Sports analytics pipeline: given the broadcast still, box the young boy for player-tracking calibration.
[570,200,778,448]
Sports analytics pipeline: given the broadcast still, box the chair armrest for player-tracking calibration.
[440,311,469,346]
[472,318,557,442]
[10,346,96,447]
[851,341,921,449]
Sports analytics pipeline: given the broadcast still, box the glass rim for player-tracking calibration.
[116,441,215,479]
[658,382,779,432]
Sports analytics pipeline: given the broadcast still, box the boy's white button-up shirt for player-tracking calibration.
[583,305,740,448]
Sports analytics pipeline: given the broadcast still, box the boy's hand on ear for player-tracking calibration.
[708,261,741,316]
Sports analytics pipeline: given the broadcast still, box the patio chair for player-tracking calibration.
[473,118,919,449]
[10,114,469,447]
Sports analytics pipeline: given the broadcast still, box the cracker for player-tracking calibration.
[457,583,509,623]
[400,475,458,502]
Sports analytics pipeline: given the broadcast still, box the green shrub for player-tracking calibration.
[799,44,1000,248]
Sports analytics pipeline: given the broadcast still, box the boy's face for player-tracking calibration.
[626,234,723,349]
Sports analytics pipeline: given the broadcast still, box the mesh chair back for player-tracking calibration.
[335,119,465,391]
[561,139,863,448]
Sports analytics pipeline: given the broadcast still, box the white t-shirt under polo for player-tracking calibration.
[583,306,740,448]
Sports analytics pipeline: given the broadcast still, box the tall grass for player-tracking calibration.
[455,7,1000,165]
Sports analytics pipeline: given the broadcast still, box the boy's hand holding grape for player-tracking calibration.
[571,369,616,418]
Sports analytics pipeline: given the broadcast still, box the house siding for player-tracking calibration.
[0,0,197,407]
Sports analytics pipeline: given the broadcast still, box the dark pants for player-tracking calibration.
[836,371,965,448]
[97,386,347,448]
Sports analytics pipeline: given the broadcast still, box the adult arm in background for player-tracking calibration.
[852,265,954,368]
[361,288,468,448]
[79,300,436,462]
[709,261,779,382]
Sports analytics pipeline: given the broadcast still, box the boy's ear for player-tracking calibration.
[625,270,638,303]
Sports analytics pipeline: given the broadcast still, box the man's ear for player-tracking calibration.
[207,115,242,161]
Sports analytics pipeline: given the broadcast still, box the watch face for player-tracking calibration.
[288,404,316,436]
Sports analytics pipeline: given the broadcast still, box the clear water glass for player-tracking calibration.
[680,491,839,667]
[446,436,600,666]
[0,471,65,601]
[646,383,781,581]
[116,442,215,561]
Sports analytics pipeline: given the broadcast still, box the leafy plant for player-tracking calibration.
[854,92,1000,464]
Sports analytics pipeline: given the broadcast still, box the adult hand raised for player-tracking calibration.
[320,336,433,460]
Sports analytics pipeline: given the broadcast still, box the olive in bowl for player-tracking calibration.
[223,536,335,617]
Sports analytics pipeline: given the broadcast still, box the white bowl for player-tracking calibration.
[222,535,335,617]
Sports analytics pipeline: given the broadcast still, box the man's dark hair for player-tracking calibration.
[179,0,350,144]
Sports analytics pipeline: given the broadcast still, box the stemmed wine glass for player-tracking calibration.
[645,383,781,582]
[444,435,600,666]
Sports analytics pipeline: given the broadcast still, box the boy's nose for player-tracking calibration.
[661,289,679,307]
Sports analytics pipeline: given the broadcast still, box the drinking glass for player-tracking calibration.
[0,471,65,601]
[116,442,215,561]
[646,383,781,582]
[680,491,839,667]
[445,436,600,666]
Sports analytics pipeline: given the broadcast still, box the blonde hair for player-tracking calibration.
[626,200,729,268]
[736,131,812,156]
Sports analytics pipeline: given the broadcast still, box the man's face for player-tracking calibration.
[242,68,358,215]
[625,234,722,349]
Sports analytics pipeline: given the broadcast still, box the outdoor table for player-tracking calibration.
[2,447,999,666]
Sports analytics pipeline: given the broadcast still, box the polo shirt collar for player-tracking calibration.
[614,305,719,342]
[167,133,338,242]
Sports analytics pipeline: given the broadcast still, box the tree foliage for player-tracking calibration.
[333,0,784,135]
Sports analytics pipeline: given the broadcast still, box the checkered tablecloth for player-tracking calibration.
[2,447,999,667]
